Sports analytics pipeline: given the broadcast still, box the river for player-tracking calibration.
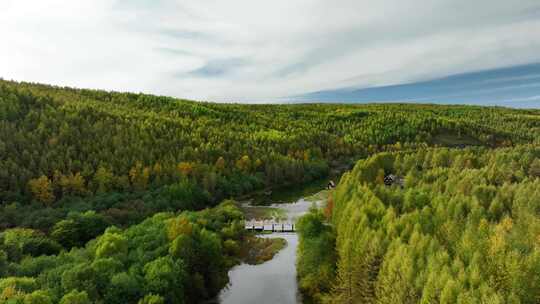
[218,233,300,303]
[217,191,326,304]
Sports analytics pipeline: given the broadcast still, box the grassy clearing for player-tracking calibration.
[240,236,287,265]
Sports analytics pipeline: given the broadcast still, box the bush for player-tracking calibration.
[1,229,61,261]
[138,294,164,304]
[104,272,141,304]
[51,211,110,249]
[59,290,91,304]
[0,277,38,294]
[23,290,53,304]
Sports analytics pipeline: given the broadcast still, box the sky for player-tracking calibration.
[1,0,540,108]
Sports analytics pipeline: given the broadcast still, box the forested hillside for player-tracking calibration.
[297,146,540,303]
[1,79,539,232]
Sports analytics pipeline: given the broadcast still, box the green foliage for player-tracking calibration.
[89,258,123,292]
[0,201,245,303]
[23,290,53,304]
[138,294,165,304]
[0,251,7,278]
[104,272,141,304]
[296,208,336,302]
[0,229,61,262]
[169,235,195,265]
[95,229,128,260]
[51,211,110,249]
[298,146,540,303]
[0,277,38,294]
[529,158,540,177]
[1,80,540,303]
[223,239,240,256]
[2,79,539,233]
[143,257,185,303]
[59,290,91,304]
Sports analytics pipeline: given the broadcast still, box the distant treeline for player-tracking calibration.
[297,146,540,303]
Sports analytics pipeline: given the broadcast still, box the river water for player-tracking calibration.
[218,233,300,304]
[217,194,324,304]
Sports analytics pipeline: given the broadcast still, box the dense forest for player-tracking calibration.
[0,200,245,303]
[2,79,539,231]
[298,146,540,303]
[1,79,540,303]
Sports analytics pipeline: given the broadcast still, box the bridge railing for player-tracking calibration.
[244,220,295,232]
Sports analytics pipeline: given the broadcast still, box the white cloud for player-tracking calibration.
[1,0,540,102]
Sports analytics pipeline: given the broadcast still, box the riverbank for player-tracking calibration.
[218,233,301,304]
[216,181,330,304]
[240,235,287,265]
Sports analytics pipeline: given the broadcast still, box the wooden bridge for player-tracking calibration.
[244,220,295,232]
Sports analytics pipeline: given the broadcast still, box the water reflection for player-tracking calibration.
[269,198,323,221]
[216,189,325,304]
[218,233,301,304]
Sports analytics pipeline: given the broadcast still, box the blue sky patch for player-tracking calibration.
[292,63,540,108]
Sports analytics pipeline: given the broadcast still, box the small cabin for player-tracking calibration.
[384,174,404,187]
[327,180,336,189]
[383,174,395,186]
